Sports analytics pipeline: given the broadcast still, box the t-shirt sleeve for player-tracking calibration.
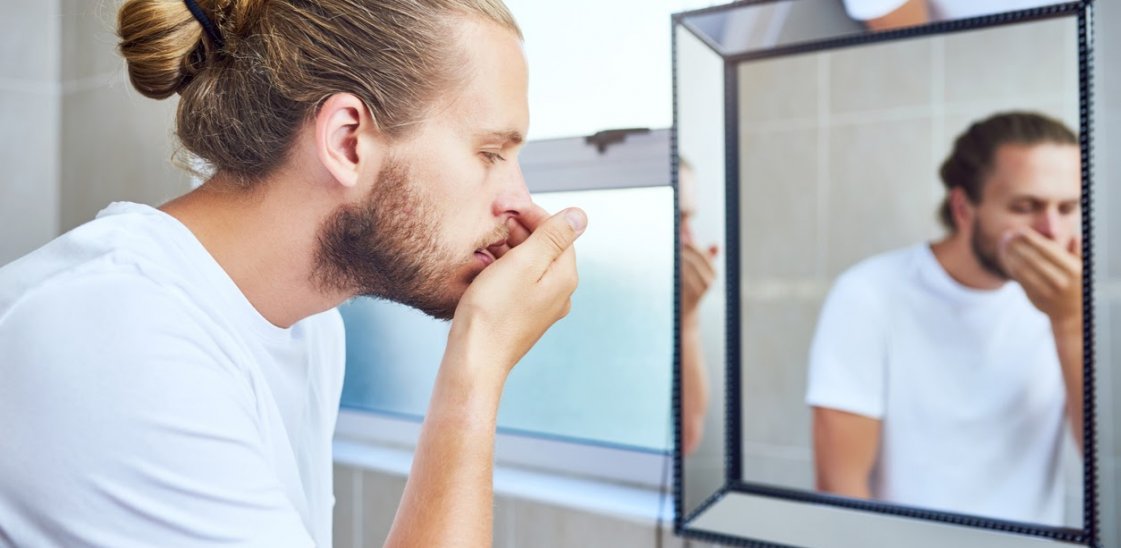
[0,274,315,547]
[841,0,910,21]
[804,269,889,419]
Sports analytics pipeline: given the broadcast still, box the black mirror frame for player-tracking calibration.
[670,1,1101,546]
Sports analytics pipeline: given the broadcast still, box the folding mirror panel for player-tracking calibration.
[673,1,1100,546]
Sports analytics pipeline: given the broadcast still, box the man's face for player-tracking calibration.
[967,142,1081,279]
[679,164,697,246]
[316,18,531,319]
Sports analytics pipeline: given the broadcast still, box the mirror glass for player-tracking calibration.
[676,23,729,519]
[733,12,1084,528]
[681,0,1062,58]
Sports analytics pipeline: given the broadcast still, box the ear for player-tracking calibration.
[949,187,974,231]
[315,93,384,189]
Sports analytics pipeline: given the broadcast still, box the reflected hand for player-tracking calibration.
[452,207,587,374]
[681,242,719,320]
[999,228,1082,326]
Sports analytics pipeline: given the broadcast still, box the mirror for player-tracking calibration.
[675,1,1099,546]
[676,22,728,520]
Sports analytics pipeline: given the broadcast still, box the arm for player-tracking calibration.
[681,242,718,456]
[1000,229,1084,450]
[812,407,881,498]
[855,0,930,31]
[384,207,585,547]
[681,314,710,456]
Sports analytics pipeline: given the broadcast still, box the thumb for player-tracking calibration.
[512,207,587,274]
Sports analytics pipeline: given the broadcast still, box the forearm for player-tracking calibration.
[681,315,709,456]
[385,331,505,547]
[1052,316,1084,451]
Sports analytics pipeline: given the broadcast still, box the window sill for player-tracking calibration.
[332,437,674,526]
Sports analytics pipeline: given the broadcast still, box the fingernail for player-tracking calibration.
[565,208,587,233]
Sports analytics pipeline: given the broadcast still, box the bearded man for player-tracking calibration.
[807,112,1083,526]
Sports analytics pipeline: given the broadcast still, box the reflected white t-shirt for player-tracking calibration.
[0,202,345,547]
[805,244,1071,525]
[842,0,1057,22]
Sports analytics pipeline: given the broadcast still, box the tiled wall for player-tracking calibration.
[1,1,61,264]
[331,464,699,548]
[736,15,1085,509]
[1095,0,1120,545]
[0,0,188,266]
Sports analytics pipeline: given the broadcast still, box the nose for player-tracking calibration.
[491,162,533,219]
[1033,209,1060,240]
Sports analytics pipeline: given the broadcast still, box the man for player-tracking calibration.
[0,1,584,546]
[806,112,1083,526]
[679,159,719,456]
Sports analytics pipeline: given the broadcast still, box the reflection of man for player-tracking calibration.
[680,160,720,456]
[0,2,583,546]
[842,0,1057,31]
[806,112,1082,525]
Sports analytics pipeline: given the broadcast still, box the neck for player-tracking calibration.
[929,231,1006,291]
[160,171,350,328]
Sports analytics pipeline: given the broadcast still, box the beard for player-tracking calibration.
[312,158,504,320]
[970,217,1009,280]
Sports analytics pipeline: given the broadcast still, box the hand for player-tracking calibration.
[681,242,719,320]
[489,203,551,259]
[998,228,1082,327]
[451,206,587,375]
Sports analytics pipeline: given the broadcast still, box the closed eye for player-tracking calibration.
[481,151,506,164]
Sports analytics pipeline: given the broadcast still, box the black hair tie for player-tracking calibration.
[183,0,225,49]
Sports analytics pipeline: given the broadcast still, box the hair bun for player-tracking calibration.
[117,0,211,99]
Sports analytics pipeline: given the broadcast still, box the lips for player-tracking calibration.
[475,248,496,266]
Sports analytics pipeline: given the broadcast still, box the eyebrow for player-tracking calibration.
[476,130,524,146]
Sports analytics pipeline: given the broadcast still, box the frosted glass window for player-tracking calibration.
[340,185,674,451]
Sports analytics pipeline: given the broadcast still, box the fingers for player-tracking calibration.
[508,208,587,278]
[1011,229,1081,275]
[1004,238,1070,294]
[681,244,716,284]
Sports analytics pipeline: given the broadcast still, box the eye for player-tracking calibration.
[480,151,506,164]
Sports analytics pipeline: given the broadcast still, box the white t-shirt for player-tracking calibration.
[0,202,346,547]
[842,0,1057,22]
[805,244,1071,525]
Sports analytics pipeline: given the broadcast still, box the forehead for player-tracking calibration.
[984,142,1081,201]
[436,16,529,141]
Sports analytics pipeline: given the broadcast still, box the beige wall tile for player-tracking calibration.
[59,81,187,232]
[60,0,126,82]
[738,53,818,124]
[510,499,659,548]
[739,299,820,450]
[0,89,59,265]
[1,1,60,82]
[944,18,1074,106]
[332,464,357,548]
[358,469,407,546]
[741,451,814,492]
[829,38,931,115]
[739,128,818,278]
[825,118,940,277]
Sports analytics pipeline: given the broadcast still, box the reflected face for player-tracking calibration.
[679,164,698,245]
[316,18,531,319]
[968,143,1081,279]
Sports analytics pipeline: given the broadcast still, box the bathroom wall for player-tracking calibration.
[736,16,1084,510]
[0,0,187,266]
[1094,0,1120,545]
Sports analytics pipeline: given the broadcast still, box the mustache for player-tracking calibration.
[473,223,511,252]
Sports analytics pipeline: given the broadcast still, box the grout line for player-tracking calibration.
[0,70,124,96]
[817,50,830,280]
[352,468,363,548]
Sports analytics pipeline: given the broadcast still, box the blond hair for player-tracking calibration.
[118,0,521,183]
